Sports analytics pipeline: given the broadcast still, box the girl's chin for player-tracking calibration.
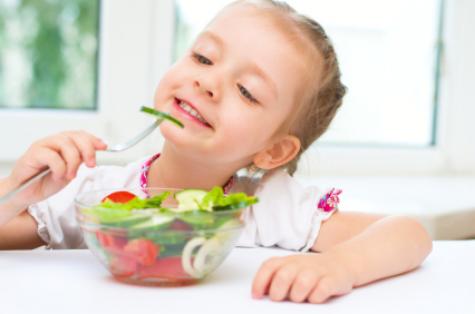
[159,123,181,143]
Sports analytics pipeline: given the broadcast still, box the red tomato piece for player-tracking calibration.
[109,255,137,277]
[123,239,159,266]
[138,256,190,280]
[101,191,137,203]
[96,231,127,252]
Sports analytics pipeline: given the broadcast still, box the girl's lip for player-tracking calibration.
[173,98,213,129]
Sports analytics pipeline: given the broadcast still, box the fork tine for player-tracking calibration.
[231,165,266,195]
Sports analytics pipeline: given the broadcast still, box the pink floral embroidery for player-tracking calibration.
[317,188,342,212]
[139,153,234,193]
[140,153,161,193]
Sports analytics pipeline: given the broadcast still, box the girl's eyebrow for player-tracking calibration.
[247,62,278,99]
[199,31,278,99]
[199,31,225,49]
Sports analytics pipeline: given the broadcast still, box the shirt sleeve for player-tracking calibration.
[27,159,145,249]
[237,169,340,252]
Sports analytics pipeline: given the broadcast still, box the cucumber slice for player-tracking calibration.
[129,215,174,232]
[177,211,215,229]
[174,189,208,212]
[212,200,254,211]
[141,106,184,128]
[100,213,150,228]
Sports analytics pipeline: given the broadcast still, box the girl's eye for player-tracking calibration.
[238,84,258,103]
[192,52,213,65]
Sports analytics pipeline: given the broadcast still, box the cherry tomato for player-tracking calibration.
[101,191,137,203]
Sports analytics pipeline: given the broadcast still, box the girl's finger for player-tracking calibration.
[67,132,104,168]
[307,276,338,304]
[288,269,320,303]
[267,264,299,302]
[52,136,82,180]
[251,257,286,299]
[34,148,67,181]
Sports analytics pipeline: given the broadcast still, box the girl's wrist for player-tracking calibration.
[325,247,361,287]
[0,176,29,214]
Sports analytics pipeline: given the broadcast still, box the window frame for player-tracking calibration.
[0,0,173,165]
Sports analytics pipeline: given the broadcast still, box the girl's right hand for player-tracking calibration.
[4,131,107,209]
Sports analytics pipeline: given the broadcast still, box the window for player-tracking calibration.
[0,0,168,164]
[174,0,443,147]
[1,0,473,175]
[0,0,100,110]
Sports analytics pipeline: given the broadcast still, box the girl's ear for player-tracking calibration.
[253,135,301,170]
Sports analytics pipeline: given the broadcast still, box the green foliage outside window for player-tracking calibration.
[0,0,100,109]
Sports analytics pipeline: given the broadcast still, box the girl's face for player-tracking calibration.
[154,4,309,169]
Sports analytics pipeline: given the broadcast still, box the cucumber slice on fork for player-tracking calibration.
[141,106,184,128]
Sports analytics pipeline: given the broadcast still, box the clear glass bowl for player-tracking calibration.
[75,188,244,286]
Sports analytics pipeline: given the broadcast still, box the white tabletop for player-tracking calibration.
[1,241,474,314]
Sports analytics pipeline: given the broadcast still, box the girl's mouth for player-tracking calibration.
[173,97,213,129]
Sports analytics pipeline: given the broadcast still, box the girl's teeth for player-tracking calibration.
[178,100,208,124]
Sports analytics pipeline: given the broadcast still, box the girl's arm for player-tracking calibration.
[313,211,433,286]
[0,178,45,249]
[252,211,432,303]
[0,131,106,249]
[0,212,45,250]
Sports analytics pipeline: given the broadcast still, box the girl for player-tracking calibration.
[0,0,432,304]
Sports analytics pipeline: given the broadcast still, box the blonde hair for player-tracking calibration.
[229,0,347,175]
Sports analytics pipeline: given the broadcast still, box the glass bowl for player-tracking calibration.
[75,188,245,286]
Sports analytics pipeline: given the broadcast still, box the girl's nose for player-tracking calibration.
[193,77,218,100]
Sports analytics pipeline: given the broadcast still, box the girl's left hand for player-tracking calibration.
[251,252,356,304]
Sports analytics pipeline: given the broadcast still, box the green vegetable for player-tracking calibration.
[147,231,189,246]
[84,192,170,226]
[129,215,174,231]
[177,210,215,228]
[202,187,258,211]
[127,214,175,238]
[85,187,257,229]
[174,189,208,212]
[175,186,258,212]
[99,192,170,211]
[141,106,184,128]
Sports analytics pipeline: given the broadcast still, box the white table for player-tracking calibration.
[1,241,474,314]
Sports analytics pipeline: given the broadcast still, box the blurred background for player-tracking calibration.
[0,0,474,239]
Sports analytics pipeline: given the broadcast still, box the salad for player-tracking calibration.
[79,187,258,284]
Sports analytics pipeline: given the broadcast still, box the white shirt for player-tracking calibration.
[28,157,337,251]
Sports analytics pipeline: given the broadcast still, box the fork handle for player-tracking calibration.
[0,169,51,205]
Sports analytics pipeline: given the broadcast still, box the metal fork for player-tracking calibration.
[0,120,161,205]
[230,164,266,196]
